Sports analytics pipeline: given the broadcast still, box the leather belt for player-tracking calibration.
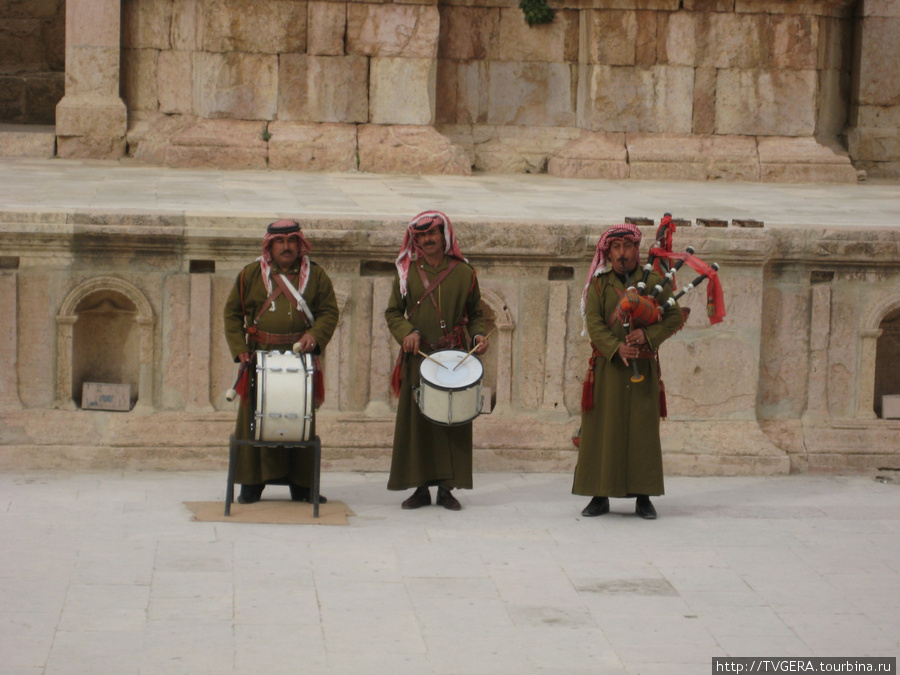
[246,328,303,345]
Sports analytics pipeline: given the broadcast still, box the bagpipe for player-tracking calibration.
[575,214,727,443]
[615,213,726,384]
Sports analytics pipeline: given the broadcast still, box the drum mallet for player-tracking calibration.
[225,360,250,403]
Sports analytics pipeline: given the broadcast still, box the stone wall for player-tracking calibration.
[1,212,899,474]
[0,0,66,124]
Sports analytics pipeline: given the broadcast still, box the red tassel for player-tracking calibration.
[581,374,594,413]
[658,378,668,419]
[390,352,404,398]
[234,366,251,405]
[313,356,325,408]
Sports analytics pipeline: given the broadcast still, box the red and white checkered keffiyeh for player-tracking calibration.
[394,210,466,297]
[580,223,642,334]
[258,219,312,296]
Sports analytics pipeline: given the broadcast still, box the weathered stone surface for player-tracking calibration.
[64,46,121,97]
[692,66,717,134]
[588,9,637,65]
[278,54,368,123]
[757,135,852,164]
[193,52,278,120]
[24,74,65,125]
[628,133,760,181]
[857,17,900,106]
[498,8,578,63]
[768,14,818,69]
[369,57,436,126]
[487,62,577,127]
[713,13,767,68]
[171,0,201,51]
[454,61,490,125]
[635,10,658,66]
[121,49,158,113]
[357,124,471,174]
[463,124,580,173]
[268,121,359,171]
[56,95,127,136]
[585,65,693,133]
[68,0,120,49]
[121,0,172,49]
[716,69,817,136]
[307,1,347,56]
[438,6,500,61]
[56,134,127,159]
[157,50,193,115]
[347,3,439,58]
[0,124,56,158]
[547,131,628,179]
[203,0,307,54]
[132,116,268,169]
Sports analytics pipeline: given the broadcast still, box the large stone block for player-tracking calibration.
[547,131,629,179]
[347,4,439,58]
[768,14,817,69]
[858,17,900,106]
[627,133,760,181]
[193,52,278,120]
[171,0,201,51]
[455,61,489,125]
[588,10,637,66]
[121,0,172,49]
[848,124,900,163]
[369,57,436,125]
[56,95,127,137]
[278,54,368,123]
[585,65,693,133]
[0,124,56,158]
[466,124,580,173]
[64,46,121,98]
[308,1,347,56]
[758,136,857,183]
[635,10,658,66]
[357,125,471,174]
[0,78,26,123]
[498,8,577,63]
[203,0,307,54]
[487,62,577,127]
[268,121,359,171]
[24,74,64,125]
[121,48,158,113]
[0,19,44,72]
[438,6,500,61]
[134,117,269,169]
[158,50,193,115]
[712,12,767,68]
[68,0,121,49]
[716,69,816,136]
[692,66,717,134]
[57,134,127,159]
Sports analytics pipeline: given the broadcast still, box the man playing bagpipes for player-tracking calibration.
[223,220,339,505]
[572,220,724,520]
[385,211,489,511]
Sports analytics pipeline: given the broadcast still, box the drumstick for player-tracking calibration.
[452,327,496,371]
[418,350,449,369]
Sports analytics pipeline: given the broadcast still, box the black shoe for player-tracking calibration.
[581,496,609,517]
[436,487,462,511]
[289,484,328,504]
[635,496,657,520]
[237,484,264,504]
[401,486,431,509]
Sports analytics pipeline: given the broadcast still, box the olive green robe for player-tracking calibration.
[572,269,683,498]
[384,256,487,491]
[223,259,338,487]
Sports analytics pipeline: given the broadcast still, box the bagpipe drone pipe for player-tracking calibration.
[615,213,727,383]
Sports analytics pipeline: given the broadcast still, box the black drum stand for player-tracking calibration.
[224,434,322,518]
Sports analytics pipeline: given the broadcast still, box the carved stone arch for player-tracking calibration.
[858,294,900,419]
[478,288,516,409]
[56,277,156,410]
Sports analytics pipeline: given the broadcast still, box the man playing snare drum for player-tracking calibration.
[385,211,489,510]
[223,220,339,505]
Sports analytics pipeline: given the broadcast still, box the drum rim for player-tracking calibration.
[419,348,484,388]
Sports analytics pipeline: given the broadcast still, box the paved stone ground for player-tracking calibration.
[1,470,898,674]
[1,157,899,226]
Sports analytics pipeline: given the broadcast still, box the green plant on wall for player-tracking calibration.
[520,0,555,26]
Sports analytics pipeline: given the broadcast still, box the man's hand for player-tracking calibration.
[617,342,640,366]
[473,334,489,355]
[625,328,646,346]
[238,352,253,365]
[293,334,317,353]
[402,331,421,354]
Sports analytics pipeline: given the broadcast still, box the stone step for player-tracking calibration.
[0,124,56,159]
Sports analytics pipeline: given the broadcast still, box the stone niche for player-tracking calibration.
[874,308,900,419]
[56,276,155,411]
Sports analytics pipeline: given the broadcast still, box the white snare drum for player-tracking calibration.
[415,349,484,426]
[254,350,314,442]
